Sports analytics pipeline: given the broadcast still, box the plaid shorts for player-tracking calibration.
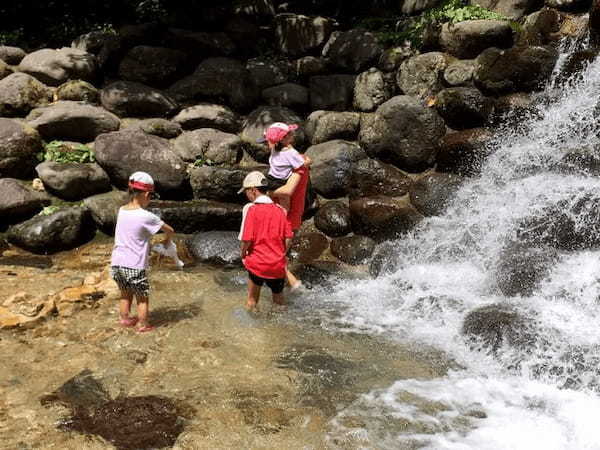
[110,266,150,297]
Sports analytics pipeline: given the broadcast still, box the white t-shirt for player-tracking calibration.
[111,208,164,269]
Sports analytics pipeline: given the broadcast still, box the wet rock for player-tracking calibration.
[56,80,99,103]
[35,162,111,201]
[275,14,335,57]
[434,87,494,130]
[353,68,394,112]
[290,231,329,263]
[0,118,44,178]
[26,101,120,142]
[213,267,248,292]
[0,45,26,65]
[119,46,189,88]
[172,129,242,165]
[148,200,242,233]
[496,243,559,296]
[591,0,600,43]
[173,103,241,133]
[444,59,477,86]
[18,47,97,87]
[323,29,383,73]
[0,179,50,227]
[491,92,536,126]
[349,158,412,198]
[314,201,351,237]
[186,231,241,265]
[471,0,542,20]
[409,172,463,216]
[462,303,538,352]
[369,242,401,277]
[330,235,375,265]
[304,111,360,145]
[474,45,559,95]
[440,20,513,59]
[437,128,494,176]
[350,196,422,241]
[358,95,446,172]
[190,166,256,203]
[100,81,179,118]
[83,190,128,235]
[305,140,366,199]
[134,118,182,139]
[289,261,343,290]
[0,73,53,117]
[8,207,96,254]
[556,49,597,84]
[246,58,289,90]
[95,130,187,197]
[397,52,456,99]
[309,74,356,111]
[0,291,56,329]
[262,83,309,109]
[559,147,600,175]
[519,8,562,46]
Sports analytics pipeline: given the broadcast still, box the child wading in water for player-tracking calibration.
[110,172,174,332]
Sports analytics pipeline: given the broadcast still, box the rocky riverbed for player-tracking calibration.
[0,236,451,449]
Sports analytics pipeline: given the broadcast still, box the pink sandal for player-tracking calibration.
[119,317,138,327]
[137,325,155,333]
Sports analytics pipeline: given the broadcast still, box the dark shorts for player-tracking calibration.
[266,173,287,191]
[110,266,150,298]
[248,270,285,294]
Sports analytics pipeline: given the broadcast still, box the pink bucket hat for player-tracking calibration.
[258,122,299,145]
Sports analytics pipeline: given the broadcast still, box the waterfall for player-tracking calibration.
[311,40,600,449]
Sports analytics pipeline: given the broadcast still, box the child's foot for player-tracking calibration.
[290,281,304,292]
[245,301,258,312]
[119,317,138,327]
[137,325,155,333]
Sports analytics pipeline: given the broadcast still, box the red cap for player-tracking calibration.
[128,171,155,192]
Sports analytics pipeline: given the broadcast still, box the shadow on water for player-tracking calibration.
[0,255,53,269]
[150,303,202,328]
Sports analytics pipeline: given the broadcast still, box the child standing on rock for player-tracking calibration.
[110,171,174,332]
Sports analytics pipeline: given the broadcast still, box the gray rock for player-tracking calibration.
[172,129,242,165]
[444,60,477,86]
[305,140,367,199]
[94,130,187,196]
[435,87,494,129]
[18,47,97,86]
[275,14,335,57]
[71,31,116,55]
[8,207,96,254]
[83,190,128,235]
[349,196,422,241]
[246,58,289,90]
[470,0,541,20]
[437,128,494,176]
[323,29,383,73]
[353,68,393,112]
[378,46,415,72]
[173,103,241,133]
[358,95,446,172]
[349,158,412,198]
[0,73,53,117]
[118,46,189,88]
[0,179,50,227]
[440,20,514,59]
[369,242,401,277]
[100,81,179,118]
[56,80,99,103]
[519,8,562,46]
[314,201,351,237]
[305,111,360,145]
[0,118,43,178]
[0,46,27,65]
[294,56,329,80]
[189,165,256,203]
[148,200,242,233]
[0,60,12,81]
[185,231,241,265]
[262,83,309,109]
[309,74,356,111]
[35,162,111,201]
[26,101,120,142]
[409,172,463,216]
[397,52,456,99]
[135,118,182,138]
[330,235,376,265]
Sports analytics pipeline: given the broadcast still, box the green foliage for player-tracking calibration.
[38,141,96,164]
[0,28,25,45]
[39,205,61,216]
[192,157,215,167]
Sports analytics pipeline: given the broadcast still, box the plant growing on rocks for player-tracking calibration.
[38,141,96,164]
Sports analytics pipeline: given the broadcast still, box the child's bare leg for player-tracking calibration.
[136,296,150,328]
[272,291,286,306]
[119,290,134,321]
[286,268,301,289]
[246,279,261,310]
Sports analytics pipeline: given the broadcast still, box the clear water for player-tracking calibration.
[309,39,600,449]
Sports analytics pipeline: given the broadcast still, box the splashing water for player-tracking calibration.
[312,41,600,449]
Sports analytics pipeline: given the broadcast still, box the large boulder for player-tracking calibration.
[189,165,256,203]
[440,20,514,59]
[100,81,179,118]
[167,57,259,111]
[294,56,329,80]
[314,201,351,237]
[246,58,289,90]
[94,130,187,196]
[0,73,53,117]
[353,68,394,112]
[173,104,241,133]
[26,101,120,142]
[71,31,116,54]
[434,87,494,130]
[378,46,415,72]
[397,52,456,99]
[309,75,357,111]
[262,83,309,110]
[409,172,463,216]
[289,231,329,263]
[18,48,97,86]
[83,190,128,235]
[118,46,189,88]
[305,111,361,145]
[330,235,376,265]
[323,29,383,73]
[35,162,111,201]
[437,128,494,176]
[0,119,43,178]
[349,158,412,198]
[358,95,446,172]
[185,231,241,265]
[470,0,542,20]
[128,118,183,139]
[148,200,242,233]
[305,140,367,199]
[0,60,12,81]
[349,196,422,241]
[8,207,96,254]
[172,129,242,165]
[0,179,50,227]
[56,80,99,103]
[474,46,559,95]
[275,14,335,56]
[0,46,27,65]
[444,60,478,87]
[519,8,562,46]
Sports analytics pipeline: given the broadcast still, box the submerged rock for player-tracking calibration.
[409,172,463,217]
[350,196,422,241]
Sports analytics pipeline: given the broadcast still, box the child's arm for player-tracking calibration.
[302,155,312,167]
[161,223,174,244]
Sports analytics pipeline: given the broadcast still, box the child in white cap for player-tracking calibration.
[110,171,174,332]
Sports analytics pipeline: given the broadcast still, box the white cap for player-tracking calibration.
[238,171,267,194]
[128,171,155,192]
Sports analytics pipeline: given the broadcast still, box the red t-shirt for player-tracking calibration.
[241,202,293,279]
